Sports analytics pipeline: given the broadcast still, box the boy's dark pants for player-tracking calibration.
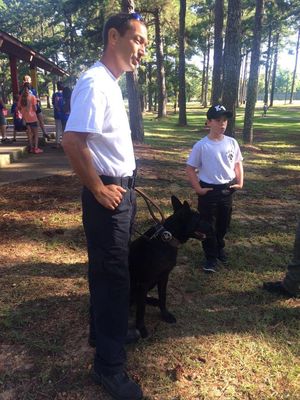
[197,183,234,261]
[82,186,135,376]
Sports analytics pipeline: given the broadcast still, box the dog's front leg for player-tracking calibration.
[136,287,149,338]
[158,274,176,324]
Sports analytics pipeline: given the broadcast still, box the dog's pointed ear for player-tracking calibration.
[183,201,191,211]
[171,196,183,212]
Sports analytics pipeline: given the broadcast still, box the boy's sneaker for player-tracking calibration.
[203,259,217,273]
[217,249,229,265]
[33,147,44,154]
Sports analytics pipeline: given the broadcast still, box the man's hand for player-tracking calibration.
[196,187,214,196]
[94,184,127,210]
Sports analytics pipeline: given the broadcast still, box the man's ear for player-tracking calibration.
[107,28,120,47]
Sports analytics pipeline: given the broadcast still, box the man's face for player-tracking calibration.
[23,76,31,84]
[114,20,148,73]
[207,116,228,135]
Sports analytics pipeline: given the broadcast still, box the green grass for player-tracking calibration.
[0,102,299,399]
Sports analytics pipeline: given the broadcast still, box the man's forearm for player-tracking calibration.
[62,132,103,196]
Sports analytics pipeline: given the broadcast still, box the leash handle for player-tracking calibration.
[134,187,165,224]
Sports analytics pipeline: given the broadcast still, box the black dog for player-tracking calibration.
[129,195,211,338]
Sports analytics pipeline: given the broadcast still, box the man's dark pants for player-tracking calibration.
[82,185,136,376]
[198,181,234,261]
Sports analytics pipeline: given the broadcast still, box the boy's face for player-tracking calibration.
[207,116,228,135]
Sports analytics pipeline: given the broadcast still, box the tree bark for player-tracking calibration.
[203,33,211,108]
[212,0,224,104]
[122,0,144,142]
[154,8,167,118]
[222,0,241,137]
[147,62,153,111]
[200,49,206,105]
[263,24,272,105]
[289,27,300,104]
[270,32,279,107]
[178,0,187,125]
[126,71,144,142]
[243,0,264,144]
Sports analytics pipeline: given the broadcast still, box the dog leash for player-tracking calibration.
[134,187,165,224]
[133,188,180,247]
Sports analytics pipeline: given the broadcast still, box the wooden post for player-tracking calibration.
[30,65,38,93]
[9,55,19,98]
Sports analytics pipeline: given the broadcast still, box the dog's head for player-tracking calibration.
[163,196,211,244]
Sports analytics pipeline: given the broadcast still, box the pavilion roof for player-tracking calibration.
[0,30,68,76]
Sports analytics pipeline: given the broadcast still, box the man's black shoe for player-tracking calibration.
[91,369,143,400]
[263,281,294,297]
[88,328,141,348]
[217,249,229,265]
[202,259,217,273]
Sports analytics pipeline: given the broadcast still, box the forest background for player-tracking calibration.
[0,0,300,142]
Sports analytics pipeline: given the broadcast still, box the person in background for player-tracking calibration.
[52,81,64,148]
[262,103,268,117]
[21,75,50,140]
[0,99,9,143]
[62,12,147,400]
[60,86,72,131]
[11,95,27,142]
[263,220,300,298]
[18,83,43,154]
[186,105,244,273]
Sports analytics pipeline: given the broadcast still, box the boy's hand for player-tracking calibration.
[197,187,214,196]
[229,183,243,190]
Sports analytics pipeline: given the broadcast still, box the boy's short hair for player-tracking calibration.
[207,104,233,120]
[57,81,64,91]
[103,12,145,50]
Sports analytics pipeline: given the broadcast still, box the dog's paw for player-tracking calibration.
[161,311,177,324]
[137,326,149,338]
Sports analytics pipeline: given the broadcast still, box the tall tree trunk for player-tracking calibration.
[203,34,211,108]
[270,32,279,107]
[242,51,250,104]
[239,51,249,105]
[222,0,241,137]
[263,24,272,105]
[243,0,264,144]
[154,8,167,118]
[122,0,144,142]
[178,0,187,125]
[200,50,206,105]
[289,27,300,104]
[212,0,224,104]
[147,62,153,111]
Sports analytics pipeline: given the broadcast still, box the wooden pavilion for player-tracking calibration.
[0,29,68,97]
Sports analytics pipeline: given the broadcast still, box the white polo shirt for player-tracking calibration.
[65,61,135,177]
[187,135,243,184]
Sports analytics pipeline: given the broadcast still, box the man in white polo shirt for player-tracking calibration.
[62,13,147,400]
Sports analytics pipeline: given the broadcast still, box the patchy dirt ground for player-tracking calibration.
[0,137,299,400]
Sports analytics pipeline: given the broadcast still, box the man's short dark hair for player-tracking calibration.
[103,12,145,50]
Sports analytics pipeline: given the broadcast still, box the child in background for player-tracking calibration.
[21,75,50,140]
[0,99,9,143]
[186,104,244,273]
[18,83,43,154]
[11,95,27,142]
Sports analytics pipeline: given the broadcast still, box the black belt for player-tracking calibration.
[100,175,135,189]
[200,179,236,190]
